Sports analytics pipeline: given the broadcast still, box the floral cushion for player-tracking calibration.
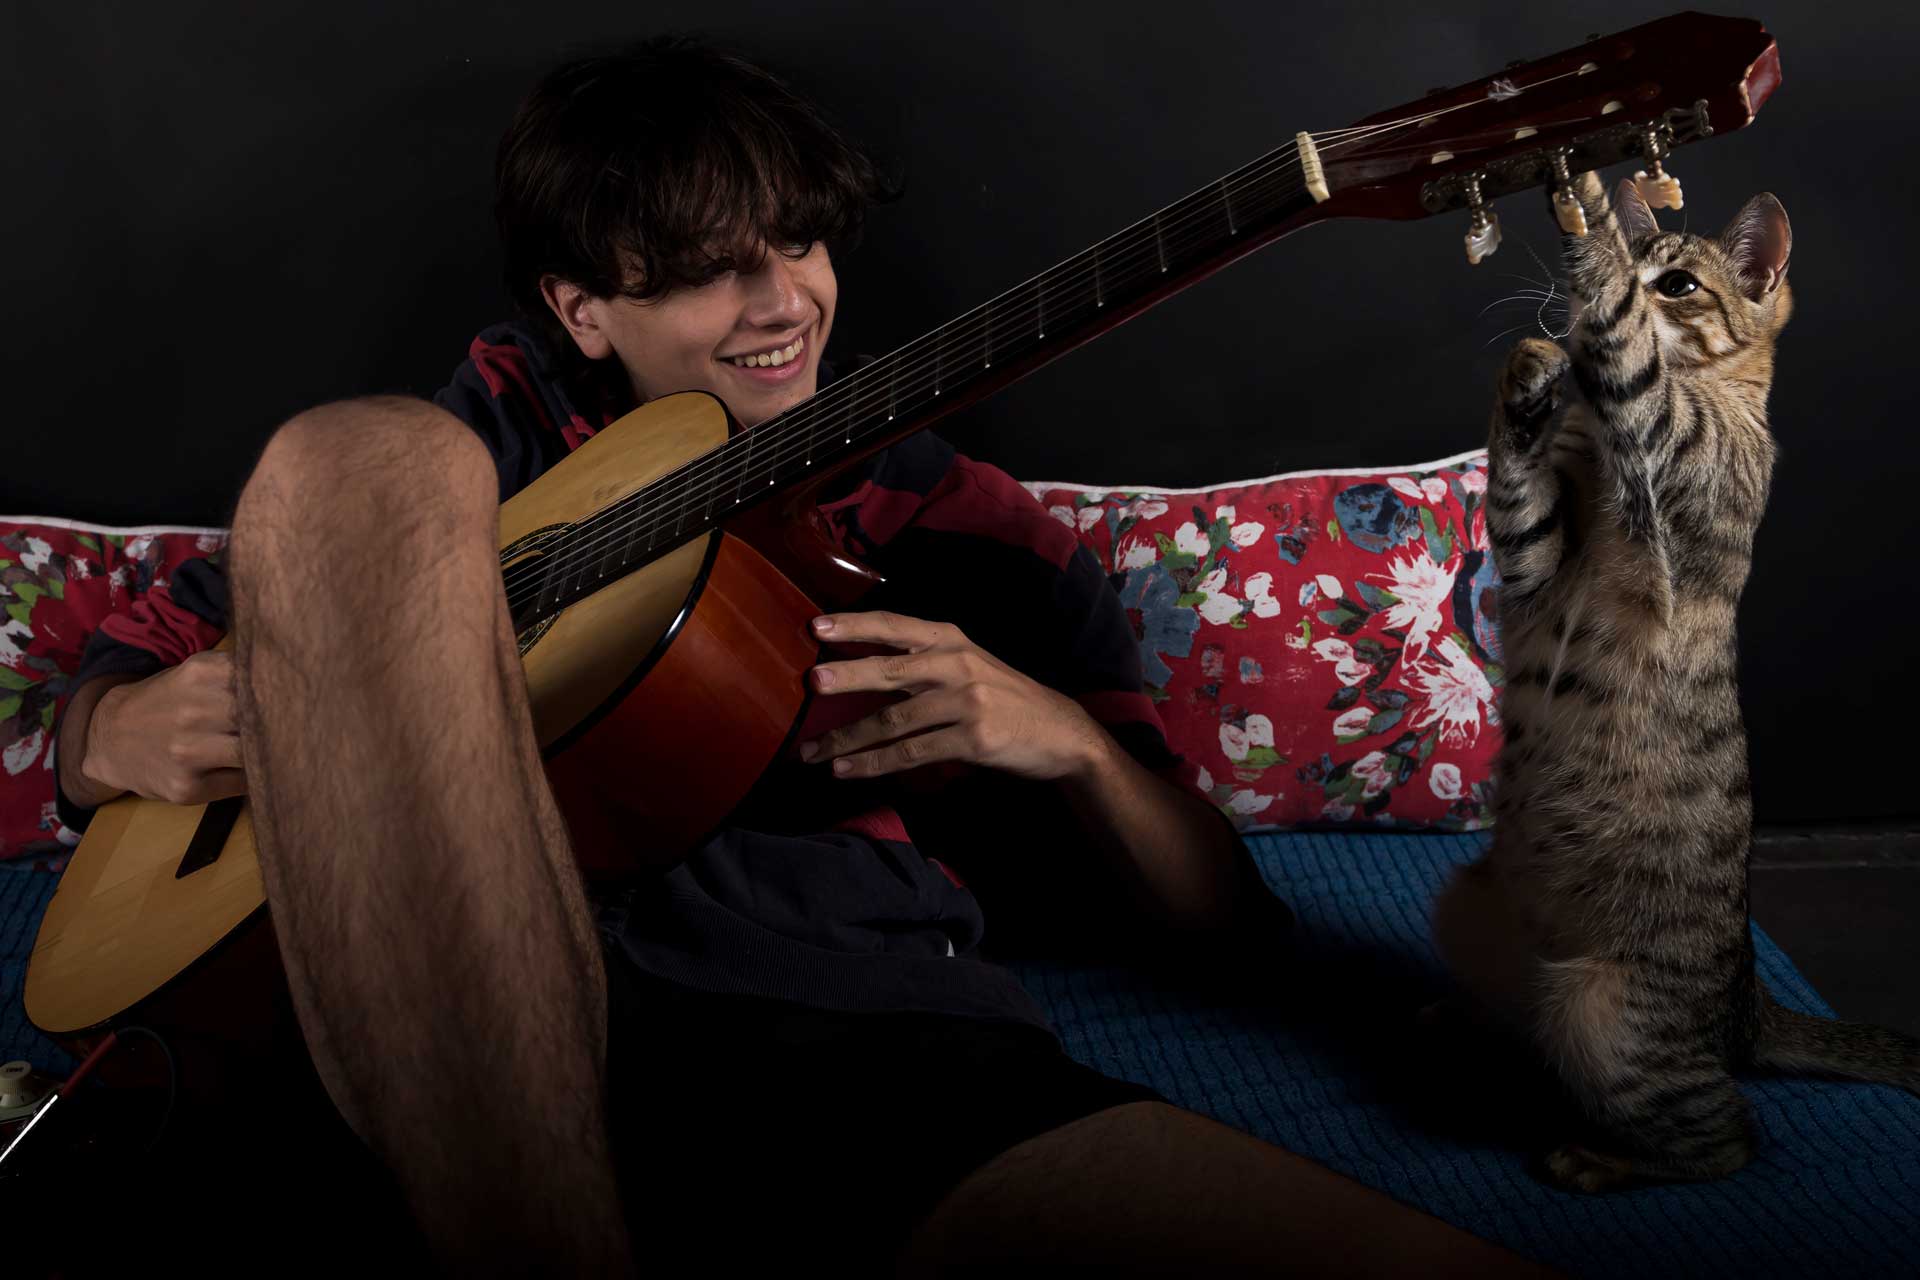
[0,519,228,867]
[1024,449,1503,832]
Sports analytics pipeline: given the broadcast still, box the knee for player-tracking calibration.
[236,396,498,540]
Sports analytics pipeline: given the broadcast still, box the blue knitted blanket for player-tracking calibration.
[6,833,1917,1277]
[1008,833,1920,1279]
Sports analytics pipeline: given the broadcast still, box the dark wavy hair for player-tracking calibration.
[495,35,898,354]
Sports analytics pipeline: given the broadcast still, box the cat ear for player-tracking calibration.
[1720,193,1792,299]
[1613,178,1660,244]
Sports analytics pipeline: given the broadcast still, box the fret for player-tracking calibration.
[984,302,994,369]
[734,430,754,506]
[1036,279,1046,340]
[1221,178,1237,235]
[1093,244,1104,308]
[1153,211,1168,273]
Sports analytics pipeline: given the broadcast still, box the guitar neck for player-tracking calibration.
[513,10,1779,630]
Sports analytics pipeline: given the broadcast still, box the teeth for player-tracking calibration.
[731,338,803,368]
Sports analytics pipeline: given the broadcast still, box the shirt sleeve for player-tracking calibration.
[430,330,573,503]
[52,557,229,832]
[822,431,1198,789]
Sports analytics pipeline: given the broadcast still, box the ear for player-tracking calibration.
[539,275,615,360]
[1613,178,1659,245]
[1719,193,1792,299]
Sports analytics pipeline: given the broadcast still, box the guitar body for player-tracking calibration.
[27,391,865,1041]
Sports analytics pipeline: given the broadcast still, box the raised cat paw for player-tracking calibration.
[1498,337,1569,437]
[1544,1143,1634,1194]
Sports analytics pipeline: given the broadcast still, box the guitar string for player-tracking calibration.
[503,98,1596,614]
[505,100,1609,613]
[501,152,1321,611]
[501,105,1503,614]
[515,78,1608,593]
[502,99,1497,604]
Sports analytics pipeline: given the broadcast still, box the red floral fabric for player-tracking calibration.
[1024,449,1504,832]
[0,520,227,866]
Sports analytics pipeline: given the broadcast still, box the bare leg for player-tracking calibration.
[229,397,629,1273]
[899,1102,1563,1277]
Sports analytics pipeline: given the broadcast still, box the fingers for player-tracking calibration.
[811,611,961,652]
[813,647,984,695]
[821,725,975,780]
[801,689,973,763]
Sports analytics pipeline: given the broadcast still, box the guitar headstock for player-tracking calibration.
[1302,11,1781,263]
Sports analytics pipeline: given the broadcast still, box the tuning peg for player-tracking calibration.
[1549,149,1588,236]
[1632,124,1684,210]
[1462,173,1501,265]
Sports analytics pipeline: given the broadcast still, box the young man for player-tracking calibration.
[55,37,1557,1277]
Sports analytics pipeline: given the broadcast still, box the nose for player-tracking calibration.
[740,250,811,331]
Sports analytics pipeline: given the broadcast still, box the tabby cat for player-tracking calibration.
[1431,170,1920,1192]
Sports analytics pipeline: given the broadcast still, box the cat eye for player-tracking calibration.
[1655,270,1701,298]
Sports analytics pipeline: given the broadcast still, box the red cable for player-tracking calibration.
[58,1032,120,1097]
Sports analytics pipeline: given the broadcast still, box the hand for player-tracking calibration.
[799,611,1111,783]
[84,651,246,805]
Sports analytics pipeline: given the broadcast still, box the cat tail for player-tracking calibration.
[1752,989,1920,1096]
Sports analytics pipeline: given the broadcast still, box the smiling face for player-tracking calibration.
[543,240,838,429]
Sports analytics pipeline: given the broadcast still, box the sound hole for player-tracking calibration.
[176,796,245,879]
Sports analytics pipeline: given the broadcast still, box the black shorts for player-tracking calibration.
[603,948,1164,1271]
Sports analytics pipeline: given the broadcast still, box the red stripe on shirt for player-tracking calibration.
[96,583,223,666]
[905,457,1079,570]
[469,337,557,434]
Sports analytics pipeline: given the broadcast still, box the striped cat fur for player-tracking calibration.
[1432,171,1920,1192]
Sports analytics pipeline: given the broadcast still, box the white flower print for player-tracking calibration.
[1298,581,1318,606]
[1122,497,1168,521]
[1407,638,1496,746]
[1322,798,1356,822]
[1194,567,1243,625]
[1458,469,1487,494]
[0,620,29,667]
[1388,476,1425,502]
[1214,505,1237,523]
[68,558,93,581]
[1368,550,1458,660]
[1243,572,1281,619]
[1421,477,1449,504]
[1196,766,1216,793]
[1117,538,1158,570]
[1226,790,1275,818]
[1174,521,1210,557]
[1351,750,1395,798]
[1218,715,1275,763]
[1429,762,1464,800]
[1314,573,1344,601]
[1311,637,1370,687]
[4,728,46,777]
[1229,521,1265,548]
[1048,505,1077,528]
[1076,506,1104,532]
[123,535,154,562]
[19,537,53,574]
[1333,705,1374,737]
[195,533,226,553]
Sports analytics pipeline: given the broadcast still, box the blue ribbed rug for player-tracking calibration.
[6,836,1918,1277]
[1008,833,1920,1279]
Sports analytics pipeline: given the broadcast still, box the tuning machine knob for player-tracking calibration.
[1633,124,1684,210]
[1549,149,1588,236]
[1462,172,1501,265]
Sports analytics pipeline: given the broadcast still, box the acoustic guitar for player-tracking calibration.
[27,12,1781,1045]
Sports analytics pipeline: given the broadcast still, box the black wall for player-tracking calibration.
[4,2,1911,825]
